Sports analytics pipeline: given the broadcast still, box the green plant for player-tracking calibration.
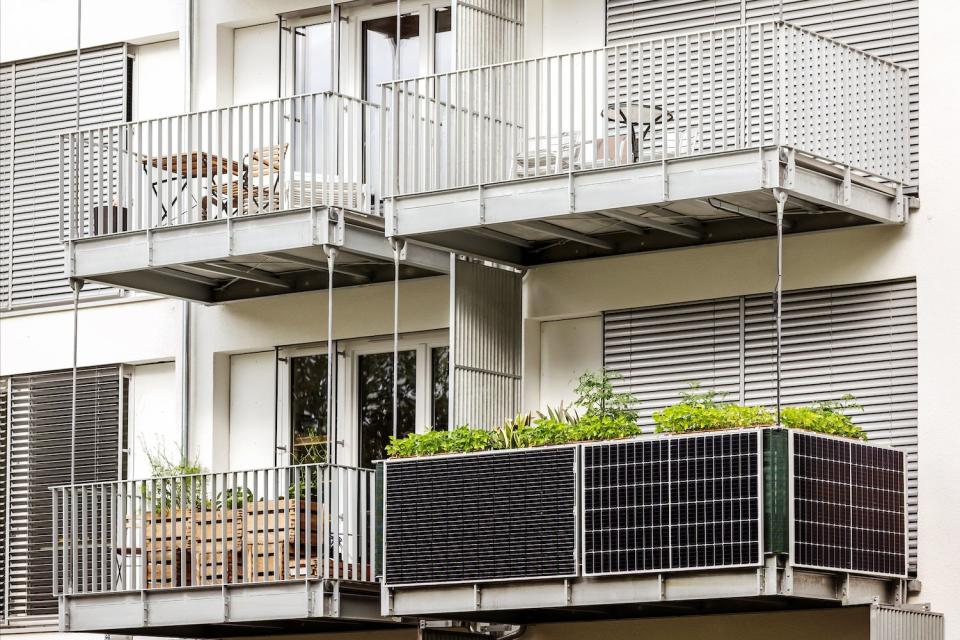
[653,383,775,434]
[217,487,254,510]
[493,413,532,449]
[386,426,496,458]
[780,394,866,439]
[573,369,638,421]
[140,438,206,512]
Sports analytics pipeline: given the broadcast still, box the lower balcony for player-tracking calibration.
[53,464,403,637]
[382,428,910,622]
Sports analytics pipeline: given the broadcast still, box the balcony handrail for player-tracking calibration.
[52,462,378,596]
[381,20,910,199]
[60,90,381,241]
[65,91,380,136]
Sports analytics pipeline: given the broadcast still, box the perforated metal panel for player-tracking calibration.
[791,431,906,577]
[384,447,577,586]
[605,0,919,184]
[583,430,761,575]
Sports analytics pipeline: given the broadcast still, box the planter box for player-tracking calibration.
[382,428,907,588]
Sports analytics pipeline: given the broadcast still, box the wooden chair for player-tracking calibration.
[205,144,289,216]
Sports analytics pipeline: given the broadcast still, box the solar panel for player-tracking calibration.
[383,447,577,586]
[582,430,762,575]
[792,431,906,577]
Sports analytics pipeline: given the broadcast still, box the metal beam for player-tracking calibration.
[268,252,371,282]
[602,209,702,240]
[471,227,535,248]
[190,263,291,289]
[154,267,220,287]
[515,221,615,251]
[705,198,793,229]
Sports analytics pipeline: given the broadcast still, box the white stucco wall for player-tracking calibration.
[0,0,183,62]
[129,360,178,479]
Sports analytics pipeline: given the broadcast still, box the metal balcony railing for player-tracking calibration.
[52,463,377,596]
[381,21,910,198]
[60,92,379,240]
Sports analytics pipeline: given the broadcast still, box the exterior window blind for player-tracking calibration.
[0,46,128,309]
[5,366,126,620]
[605,0,919,183]
[0,378,8,623]
[603,278,918,573]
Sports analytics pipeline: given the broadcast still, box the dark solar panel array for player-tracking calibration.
[583,431,761,574]
[793,431,906,576]
[384,447,577,585]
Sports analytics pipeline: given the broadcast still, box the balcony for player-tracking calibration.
[60,92,449,303]
[381,22,912,265]
[381,428,909,621]
[53,464,401,636]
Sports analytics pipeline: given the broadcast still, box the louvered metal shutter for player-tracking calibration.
[0,378,9,623]
[6,366,124,620]
[449,259,523,429]
[604,297,743,425]
[453,0,524,68]
[743,279,918,572]
[0,66,13,308]
[0,46,127,309]
[605,0,919,184]
[602,278,918,572]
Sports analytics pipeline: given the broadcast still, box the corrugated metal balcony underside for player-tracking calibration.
[68,208,451,303]
[386,147,910,266]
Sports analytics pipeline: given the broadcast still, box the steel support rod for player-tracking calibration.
[69,278,84,487]
[324,246,338,464]
[392,239,403,440]
[773,189,787,423]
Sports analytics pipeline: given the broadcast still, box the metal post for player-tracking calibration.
[391,239,402,439]
[70,278,84,487]
[180,301,190,460]
[773,188,787,422]
[324,246,338,464]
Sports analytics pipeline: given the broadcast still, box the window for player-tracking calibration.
[357,350,417,468]
[431,346,449,429]
[290,353,329,464]
[294,22,334,94]
[282,335,448,469]
[434,8,454,75]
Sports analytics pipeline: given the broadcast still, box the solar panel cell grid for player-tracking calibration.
[792,431,906,577]
[384,447,577,585]
[583,431,761,575]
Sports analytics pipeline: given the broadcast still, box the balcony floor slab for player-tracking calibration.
[385,147,908,266]
[68,207,450,303]
[61,579,407,637]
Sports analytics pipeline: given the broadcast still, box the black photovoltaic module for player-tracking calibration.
[582,430,761,575]
[383,447,577,585]
[792,431,906,577]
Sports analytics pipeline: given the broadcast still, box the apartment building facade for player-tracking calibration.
[0,0,954,639]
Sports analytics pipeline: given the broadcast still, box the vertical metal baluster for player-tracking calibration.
[320,466,329,579]
[241,471,249,583]
[293,466,301,579]
[231,472,238,586]
[305,466,313,579]
[252,470,259,583]
[272,468,280,581]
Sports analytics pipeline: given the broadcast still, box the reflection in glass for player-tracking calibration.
[358,350,416,468]
[431,346,449,430]
[293,22,333,174]
[363,15,420,196]
[434,9,454,75]
[290,354,328,464]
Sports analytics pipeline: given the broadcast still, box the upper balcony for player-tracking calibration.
[381,22,912,265]
[59,92,449,303]
[53,463,401,637]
